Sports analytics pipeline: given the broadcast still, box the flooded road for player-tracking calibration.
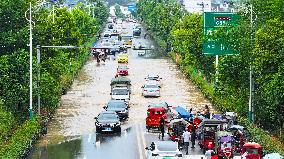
[28,20,212,159]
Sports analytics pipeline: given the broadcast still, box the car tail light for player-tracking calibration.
[156,90,160,92]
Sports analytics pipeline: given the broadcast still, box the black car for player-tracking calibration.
[95,111,121,133]
[104,100,129,120]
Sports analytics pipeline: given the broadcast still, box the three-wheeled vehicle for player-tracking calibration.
[167,118,189,141]
[146,107,167,131]
[216,131,234,159]
[241,142,262,159]
[229,125,248,153]
[198,119,224,154]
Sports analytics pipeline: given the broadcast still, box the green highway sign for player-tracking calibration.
[203,12,239,55]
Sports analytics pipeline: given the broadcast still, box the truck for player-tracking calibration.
[110,77,131,104]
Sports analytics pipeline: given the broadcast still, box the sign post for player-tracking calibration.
[203,12,239,55]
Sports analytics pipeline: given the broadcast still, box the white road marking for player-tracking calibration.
[88,134,92,143]
[135,124,144,159]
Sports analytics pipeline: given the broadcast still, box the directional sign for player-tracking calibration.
[203,12,239,55]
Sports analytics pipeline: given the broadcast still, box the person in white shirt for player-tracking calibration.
[182,128,191,155]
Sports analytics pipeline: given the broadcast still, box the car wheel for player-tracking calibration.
[146,126,150,132]
[96,126,101,133]
[116,126,121,132]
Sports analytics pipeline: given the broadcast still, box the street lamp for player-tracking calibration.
[25,0,50,119]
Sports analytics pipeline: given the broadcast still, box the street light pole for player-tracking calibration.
[29,2,33,119]
[248,4,254,123]
[37,45,41,115]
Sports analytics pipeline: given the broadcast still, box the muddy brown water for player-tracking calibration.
[28,21,212,159]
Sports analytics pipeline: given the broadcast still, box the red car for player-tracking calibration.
[146,107,167,131]
[117,65,128,76]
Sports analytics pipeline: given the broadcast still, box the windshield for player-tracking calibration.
[144,85,158,88]
[112,89,128,95]
[246,148,259,154]
[156,142,177,152]
[98,113,118,120]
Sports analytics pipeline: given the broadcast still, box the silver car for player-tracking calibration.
[142,82,160,97]
[145,141,183,159]
[145,74,162,87]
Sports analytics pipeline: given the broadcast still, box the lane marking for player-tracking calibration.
[88,134,92,143]
[135,124,144,159]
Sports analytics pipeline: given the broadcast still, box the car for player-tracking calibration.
[94,111,121,133]
[101,41,111,47]
[142,82,161,97]
[145,141,182,159]
[110,87,130,104]
[103,31,111,39]
[138,50,146,56]
[117,53,128,63]
[113,40,123,47]
[117,65,129,76]
[104,100,129,120]
[145,74,162,86]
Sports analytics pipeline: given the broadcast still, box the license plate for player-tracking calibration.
[104,127,112,131]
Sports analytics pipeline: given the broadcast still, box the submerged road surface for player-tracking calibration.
[28,20,213,159]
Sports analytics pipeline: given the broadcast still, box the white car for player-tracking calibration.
[145,74,162,86]
[146,141,182,159]
[142,82,160,97]
[138,50,146,56]
[101,40,111,47]
[113,40,123,47]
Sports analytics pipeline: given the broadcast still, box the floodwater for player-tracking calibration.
[28,20,212,159]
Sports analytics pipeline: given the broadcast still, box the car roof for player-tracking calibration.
[99,110,116,115]
[147,74,159,78]
[155,141,178,151]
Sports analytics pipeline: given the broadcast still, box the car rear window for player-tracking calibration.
[145,85,158,88]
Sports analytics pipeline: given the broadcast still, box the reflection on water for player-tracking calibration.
[29,127,136,159]
[30,138,81,159]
